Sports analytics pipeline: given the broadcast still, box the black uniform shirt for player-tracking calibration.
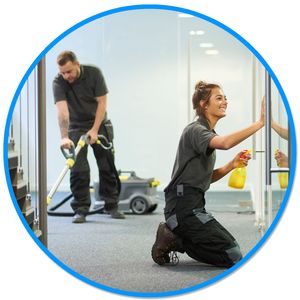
[52,65,108,130]
[165,114,217,192]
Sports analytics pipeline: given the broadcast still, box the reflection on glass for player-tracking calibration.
[271,79,289,190]
[265,79,289,226]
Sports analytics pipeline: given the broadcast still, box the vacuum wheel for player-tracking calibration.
[130,197,149,214]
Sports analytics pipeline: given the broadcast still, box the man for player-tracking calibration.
[52,50,125,223]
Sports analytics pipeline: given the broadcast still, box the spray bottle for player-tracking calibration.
[228,150,251,189]
[275,149,288,189]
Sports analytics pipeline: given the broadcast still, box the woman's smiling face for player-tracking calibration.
[205,87,228,119]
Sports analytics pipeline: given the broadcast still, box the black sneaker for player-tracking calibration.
[72,213,86,223]
[109,208,125,219]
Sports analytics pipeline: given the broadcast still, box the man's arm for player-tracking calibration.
[56,100,73,148]
[87,95,107,144]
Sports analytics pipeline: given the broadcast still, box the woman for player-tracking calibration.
[151,81,264,268]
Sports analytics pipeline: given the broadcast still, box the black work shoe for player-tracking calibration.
[151,222,179,265]
[108,208,125,219]
[72,213,86,223]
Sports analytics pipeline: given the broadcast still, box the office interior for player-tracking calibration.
[6,9,293,295]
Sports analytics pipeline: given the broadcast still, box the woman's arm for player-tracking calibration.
[211,161,234,183]
[209,121,263,150]
[211,150,251,183]
[272,121,288,140]
[209,97,264,150]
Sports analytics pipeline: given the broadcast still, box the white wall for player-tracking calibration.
[13,9,259,192]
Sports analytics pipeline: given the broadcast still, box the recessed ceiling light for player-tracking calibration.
[205,49,219,55]
[196,30,205,35]
[178,13,194,18]
[200,43,214,48]
[189,30,205,36]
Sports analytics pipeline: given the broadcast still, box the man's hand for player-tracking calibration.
[61,137,73,149]
[86,129,98,144]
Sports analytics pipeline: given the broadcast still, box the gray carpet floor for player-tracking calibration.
[47,192,262,295]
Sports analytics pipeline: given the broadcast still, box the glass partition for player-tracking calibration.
[269,78,289,223]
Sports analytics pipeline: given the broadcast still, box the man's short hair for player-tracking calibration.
[57,51,78,66]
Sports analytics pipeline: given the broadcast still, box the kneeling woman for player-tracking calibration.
[152,81,264,268]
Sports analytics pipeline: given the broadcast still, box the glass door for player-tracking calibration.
[251,58,290,235]
[266,73,289,227]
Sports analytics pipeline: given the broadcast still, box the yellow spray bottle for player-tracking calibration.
[275,149,288,189]
[228,150,251,189]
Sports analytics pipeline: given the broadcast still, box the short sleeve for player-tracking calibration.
[52,77,67,103]
[94,68,108,97]
[189,125,217,155]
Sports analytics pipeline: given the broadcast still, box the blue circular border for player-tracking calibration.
[3,4,297,298]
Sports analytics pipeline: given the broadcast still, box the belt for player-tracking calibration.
[165,184,203,197]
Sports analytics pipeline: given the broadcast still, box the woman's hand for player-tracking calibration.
[231,150,251,169]
[275,149,288,167]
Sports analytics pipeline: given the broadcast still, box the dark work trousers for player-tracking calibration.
[164,187,243,268]
[69,125,119,215]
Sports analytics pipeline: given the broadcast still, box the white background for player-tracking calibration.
[0,1,299,299]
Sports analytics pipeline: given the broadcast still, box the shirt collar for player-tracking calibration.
[197,114,210,128]
[78,65,85,80]
[197,114,216,133]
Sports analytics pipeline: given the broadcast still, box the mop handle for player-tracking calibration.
[47,136,86,205]
[47,165,70,204]
[60,142,76,160]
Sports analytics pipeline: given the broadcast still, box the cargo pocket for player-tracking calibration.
[225,242,243,264]
[103,119,114,142]
[193,208,214,224]
[166,214,178,230]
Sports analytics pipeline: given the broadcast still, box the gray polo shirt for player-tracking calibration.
[165,115,217,192]
[53,65,108,130]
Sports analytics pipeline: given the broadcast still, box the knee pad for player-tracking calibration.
[225,243,243,265]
